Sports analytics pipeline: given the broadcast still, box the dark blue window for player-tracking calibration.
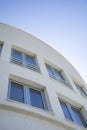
[71,107,87,127]
[11,49,39,71]
[60,100,73,121]
[10,82,24,103]
[26,55,36,66]
[8,81,47,110]
[12,50,22,65]
[54,69,64,81]
[0,44,3,54]
[46,64,65,81]
[30,88,44,109]
[46,65,54,76]
[59,100,87,128]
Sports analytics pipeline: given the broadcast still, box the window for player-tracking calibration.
[10,82,24,103]
[12,50,22,65]
[30,88,44,109]
[0,44,3,55]
[74,82,87,97]
[26,55,36,66]
[46,64,70,87]
[59,100,73,121]
[11,49,39,71]
[46,65,64,80]
[59,100,87,128]
[8,80,47,110]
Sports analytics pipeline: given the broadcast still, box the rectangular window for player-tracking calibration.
[25,55,38,70]
[11,49,39,72]
[74,82,87,97]
[0,44,3,55]
[59,100,87,128]
[30,88,44,109]
[26,55,36,66]
[59,100,73,121]
[46,64,70,87]
[10,82,24,103]
[46,65,64,80]
[54,69,64,81]
[12,50,22,65]
[71,106,87,127]
[46,65,54,77]
[8,80,47,110]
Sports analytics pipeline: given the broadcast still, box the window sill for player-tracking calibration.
[4,98,54,119]
[65,118,87,129]
[10,61,41,73]
[50,76,72,90]
[0,99,86,130]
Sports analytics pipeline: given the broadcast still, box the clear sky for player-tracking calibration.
[0,0,87,83]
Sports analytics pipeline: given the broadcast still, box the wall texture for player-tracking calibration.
[0,23,87,130]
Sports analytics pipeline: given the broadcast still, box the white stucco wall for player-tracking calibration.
[0,23,87,130]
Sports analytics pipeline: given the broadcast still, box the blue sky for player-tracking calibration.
[0,0,87,83]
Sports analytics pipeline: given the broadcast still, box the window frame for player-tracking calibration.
[59,99,87,128]
[8,80,48,110]
[11,49,39,72]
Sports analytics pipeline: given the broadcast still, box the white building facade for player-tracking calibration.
[0,23,87,130]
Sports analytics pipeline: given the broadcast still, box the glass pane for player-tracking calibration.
[12,50,22,65]
[60,101,73,121]
[10,82,24,103]
[0,45,3,54]
[26,55,36,65]
[30,88,44,109]
[71,107,87,127]
[46,65,54,76]
[12,50,22,59]
[74,83,87,97]
[54,69,64,80]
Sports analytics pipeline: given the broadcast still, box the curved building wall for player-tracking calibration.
[0,23,87,130]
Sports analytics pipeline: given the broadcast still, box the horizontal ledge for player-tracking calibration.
[0,99,84,130]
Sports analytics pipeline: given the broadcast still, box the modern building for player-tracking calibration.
[0,23,87,130]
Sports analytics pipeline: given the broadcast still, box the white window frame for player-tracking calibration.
[11,49,40,72]
[8,80,48,110]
